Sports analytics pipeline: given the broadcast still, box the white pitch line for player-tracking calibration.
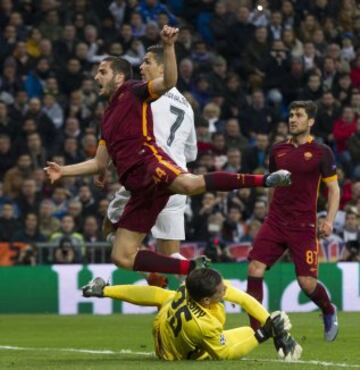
[0,345,359,368]
[0,345,153,357]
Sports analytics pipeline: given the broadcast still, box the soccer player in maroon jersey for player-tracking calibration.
[246,100,340,342]
[44,25,291,277]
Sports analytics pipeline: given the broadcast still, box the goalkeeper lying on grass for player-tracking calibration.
[82,268,302,361]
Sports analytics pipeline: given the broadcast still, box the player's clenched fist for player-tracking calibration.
[160,25,179,45]
[44,161,63,184]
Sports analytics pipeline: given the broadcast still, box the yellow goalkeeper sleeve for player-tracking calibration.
[224,283,269,325]
[103,285,176,307]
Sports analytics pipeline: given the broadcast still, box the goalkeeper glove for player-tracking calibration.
[270,311,303,361]
[254,311,291,343]
[274,332,303,361]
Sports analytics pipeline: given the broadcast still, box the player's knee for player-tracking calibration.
[179,181,198,195]
[171,175,202,195]
[111,251,133,270]
[248,260,266,277]
[297,276,316,294]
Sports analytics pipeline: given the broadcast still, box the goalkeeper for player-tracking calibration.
[82,268,302,361]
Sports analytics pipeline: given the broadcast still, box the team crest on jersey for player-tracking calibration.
[304,152,313,160]
[219,334,226,345]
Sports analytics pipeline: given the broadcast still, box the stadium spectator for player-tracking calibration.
[3,153,33,199]
[240,219,261,243]
[0,133,15,179]
[347,117,360,179]
[242,134,269,173]
[243,90,277,136]
[53,235,79,264]
[314,90,341,145]
[82,215,103,242]
[0,100,19,141]
[222,148,242,173]
[15,178,41,218]
[50,214,84,258]
[221,205,246,243]
[25,97,57,151]
[12,212,45,243]
[191,192,221,242]
[15,243,38,266]
[332,106,357,176]
[42,93,64,129]
[222,73,248,119]
[53,24,78,66]
[298,72,323,101]
[38,199,60,240]
[0,201,20,242]
[25,132,47,169]
[350,54,360,87]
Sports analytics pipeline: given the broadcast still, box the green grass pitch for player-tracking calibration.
[0,313,359,370]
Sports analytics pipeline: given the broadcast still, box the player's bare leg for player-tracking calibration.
[297,275,338,342]
[111,227,208,274]
[111,228,147,269]
[247,260,267,330]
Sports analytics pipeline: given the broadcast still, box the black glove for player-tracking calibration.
[273,332,303,361]
[254,311,290,343]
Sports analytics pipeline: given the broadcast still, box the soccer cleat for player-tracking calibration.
[323,305,339,342]
[146,272,168,288]
[190,255,211,272]
[82,277,107,298]
[265,170,292,187]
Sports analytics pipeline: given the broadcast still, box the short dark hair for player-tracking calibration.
[102,56,133,80]
[289,100,318,119]
[185,268,222,302]
[146,44,164,64]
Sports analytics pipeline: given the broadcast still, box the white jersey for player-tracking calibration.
[152,87,197,168]
[108,87,197,240]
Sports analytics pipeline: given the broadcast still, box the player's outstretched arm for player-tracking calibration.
[44,142,110,183]
[223,284,269,325]
[150,25,179,96]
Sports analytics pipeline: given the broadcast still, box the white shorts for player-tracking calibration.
[107,187,186,240]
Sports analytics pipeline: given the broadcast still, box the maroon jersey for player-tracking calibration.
[268,136,337,228]
[100,79,160,181]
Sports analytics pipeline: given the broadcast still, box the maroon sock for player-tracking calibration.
[307,282,335,315]
[204,172,265,191]
[133,250,191,275]
[247,276,264,330]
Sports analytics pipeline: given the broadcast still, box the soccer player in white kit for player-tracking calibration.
[104,45,197,273]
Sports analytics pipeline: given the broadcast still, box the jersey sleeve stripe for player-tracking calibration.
[148,80,160,100]
[322,175,338,183]
[142,102,152,141]
[98,139,106,146]
[144,142,182,175]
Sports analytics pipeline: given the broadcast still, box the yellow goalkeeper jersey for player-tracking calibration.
[152,282,269,360]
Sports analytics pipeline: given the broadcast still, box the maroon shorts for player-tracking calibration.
[116,145,186,233]
[248,220,319,277]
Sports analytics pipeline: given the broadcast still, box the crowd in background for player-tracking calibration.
[0,0,359,265]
